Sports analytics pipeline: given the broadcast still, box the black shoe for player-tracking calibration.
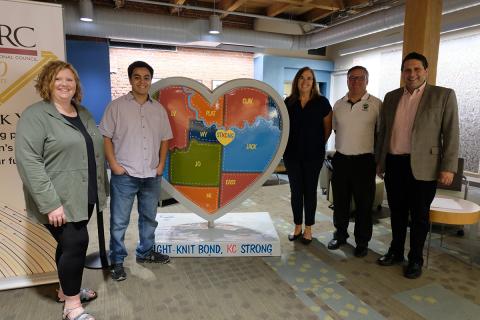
[354,246,368,258]
[327,238,346,250]
[377,252,404,266]
[111,263,127,281]
[301,236,312,245]
[288,232,302,241]
[136,251,171,264]
[404,262,422,279]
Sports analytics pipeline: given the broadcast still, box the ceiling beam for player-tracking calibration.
[271,0,339,11]
[234,0,339,11]
[345,0,371,6]
[169,0,187,14]
[335,0,346,10]
[266,3,292,17]
[218,0,249,18]
[301,8,335,22]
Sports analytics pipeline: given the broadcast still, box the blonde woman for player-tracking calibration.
[15,60,108,320]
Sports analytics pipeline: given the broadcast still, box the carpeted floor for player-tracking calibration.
[1,175,479,320]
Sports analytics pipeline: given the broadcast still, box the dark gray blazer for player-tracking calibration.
[376,84,459,181]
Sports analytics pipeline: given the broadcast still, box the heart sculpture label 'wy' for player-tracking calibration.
[151,78,289,222]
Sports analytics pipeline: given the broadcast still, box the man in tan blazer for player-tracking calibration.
[376,52,459,279]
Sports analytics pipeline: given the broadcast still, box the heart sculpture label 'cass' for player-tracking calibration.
[151,77,289,222]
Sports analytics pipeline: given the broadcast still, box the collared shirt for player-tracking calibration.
[333,92,382,155]
[99,92,173,178]
[390,81,426,154]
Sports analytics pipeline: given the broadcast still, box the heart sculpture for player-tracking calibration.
[151,77,289,222]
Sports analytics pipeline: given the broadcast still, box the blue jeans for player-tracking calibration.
[109,174,161,264]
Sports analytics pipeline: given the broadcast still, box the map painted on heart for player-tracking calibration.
[153,85,283,214]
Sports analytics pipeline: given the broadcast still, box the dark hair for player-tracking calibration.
[128,61,154,79]
[288,66,320,101]
[401,52,428,71]
[347,65,369,80]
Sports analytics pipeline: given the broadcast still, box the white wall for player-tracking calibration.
[328,25,480,172]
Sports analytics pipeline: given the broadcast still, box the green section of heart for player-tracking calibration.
[170,139,222,186]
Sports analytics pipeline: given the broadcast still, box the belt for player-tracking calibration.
[387,153,410,157]
[336,152,373,159]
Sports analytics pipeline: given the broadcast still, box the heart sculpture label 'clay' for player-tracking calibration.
[151,77,289,222]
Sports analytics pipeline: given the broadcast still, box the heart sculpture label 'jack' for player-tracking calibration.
[151,78,289,222]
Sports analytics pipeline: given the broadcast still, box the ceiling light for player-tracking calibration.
[209,15,222,34]
[79,0,94,22]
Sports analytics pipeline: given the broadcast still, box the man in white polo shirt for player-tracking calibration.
[99,61,173,281]
[327,66,382,257]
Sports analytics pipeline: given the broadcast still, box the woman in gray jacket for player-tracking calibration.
[15,60,108,320]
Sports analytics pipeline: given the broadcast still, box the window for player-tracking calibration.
[212,80,226,89]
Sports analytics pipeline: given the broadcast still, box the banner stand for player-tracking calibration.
[85,209,110,269]
[0,0,65,289]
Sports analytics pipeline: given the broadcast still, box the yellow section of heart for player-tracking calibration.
[215,129,235,146]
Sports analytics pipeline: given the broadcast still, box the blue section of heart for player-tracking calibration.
[222,117,281,172]
[163,153,170,181]
[268,96,282,130]
[189,120,218,143]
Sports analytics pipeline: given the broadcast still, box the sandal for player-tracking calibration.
[57,288,97,303]
[62,306,95,320]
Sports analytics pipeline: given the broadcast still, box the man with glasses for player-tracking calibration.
[327,66,382,258]
[376,52,459,279]
[99,61,173,281]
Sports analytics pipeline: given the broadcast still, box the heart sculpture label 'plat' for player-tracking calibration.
[151,78,289,222]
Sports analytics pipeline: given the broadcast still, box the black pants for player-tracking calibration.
[384,154,437,265]
[45,204,94,296]
[331,152,376,246]
[284,158,323,226]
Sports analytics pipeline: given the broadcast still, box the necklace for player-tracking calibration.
[54,101,77,117]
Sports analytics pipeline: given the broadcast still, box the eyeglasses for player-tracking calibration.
[348,76,366,82]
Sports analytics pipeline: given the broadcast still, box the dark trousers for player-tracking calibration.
[384,154,437,265]
[45,204,94,296]
[284,158,323,226]
[331,152,376,246]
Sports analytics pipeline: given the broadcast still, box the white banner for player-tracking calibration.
[0,0,65,210]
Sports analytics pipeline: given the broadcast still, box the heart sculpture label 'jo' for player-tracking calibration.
[151,77,289,222]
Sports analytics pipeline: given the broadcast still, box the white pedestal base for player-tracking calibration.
[154,212,280,257]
